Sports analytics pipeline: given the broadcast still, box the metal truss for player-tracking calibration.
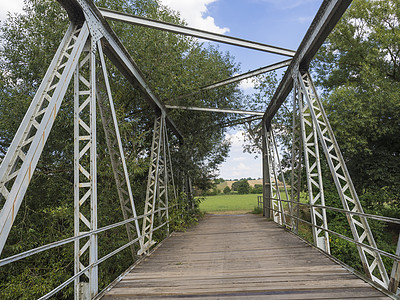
[0,23,89,255]
[295,78,330,253]
[389,234,400,294]
[139,114,173,255]
[165,105,264,116]
[99,8,295,56]
[73,35,98,299]
[96,40,142,259]
[263,127,286,225]
[297,71,389,288]
[290,85,302,234]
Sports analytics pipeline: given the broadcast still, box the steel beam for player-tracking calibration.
[139,115,167,255]
[74,33,98,299]
[0,23,89,255]
[201,60,291,91]
[263,0,352,126]
[296,77,330,253]
[290,83,302,234]
[57,0,183,141]
[298,71,389,288]
[98,8,295,57]
[165,105,264,116]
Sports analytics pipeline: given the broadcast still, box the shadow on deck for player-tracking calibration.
[101,214,389,299]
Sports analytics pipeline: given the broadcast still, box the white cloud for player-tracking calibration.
[257,0,318,10]
[232,157,246,161]
[297,16,313,24]
[159,0,229,34]
[0,0,24,23]
[238,78,255,90]
[219,130,262,180]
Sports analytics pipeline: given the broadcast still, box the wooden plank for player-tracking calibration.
[101,214,389,299]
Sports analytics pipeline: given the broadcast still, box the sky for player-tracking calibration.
[0,0,322,180]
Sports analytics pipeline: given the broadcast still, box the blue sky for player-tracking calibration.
[159,0,322,179]
[0,0,323,180]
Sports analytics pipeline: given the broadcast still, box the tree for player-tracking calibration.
[251,184,263,194]
[231,181,239,192]
[0,0,243,297]
[313,0,400,209]
[223,186,231,194]
[237,179,250,194]
[311,0,400,272]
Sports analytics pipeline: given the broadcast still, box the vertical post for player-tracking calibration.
[388,234,400,293]
[89,37,98,298]
[296,72,330,253]
[262,122,271,219]
[74,36,98,299]
[290,81,302,234]
[139,115,163,254]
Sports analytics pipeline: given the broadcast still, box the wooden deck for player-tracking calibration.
[102,214,389,299]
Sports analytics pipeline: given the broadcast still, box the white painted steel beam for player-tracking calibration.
[0,23,89,255]
[98,8,296,57]
[298,71,389,288]
[201,60,291,91]
[165,105,264,116]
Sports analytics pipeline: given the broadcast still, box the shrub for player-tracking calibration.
[223,186,231,194]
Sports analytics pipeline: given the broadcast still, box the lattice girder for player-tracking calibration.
[0,23,89,255]
[297,71,389,288]
[290,85,302,233]
[295,78,330,253]
[73,34,98,299]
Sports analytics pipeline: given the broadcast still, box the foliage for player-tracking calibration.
[169,193,203,232]
[251,206,263,214]
[223,186,231,194]
[251,184,263,194]
[313,0,400,200]
[0,0,243,297]
[289,0,400,276]
[237,179,250,194]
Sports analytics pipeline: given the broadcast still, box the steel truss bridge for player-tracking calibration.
[0,0,399,299]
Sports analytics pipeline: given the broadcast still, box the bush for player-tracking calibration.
[237,180,250,194]
[251,184,263,194]
[252,206,263,214]
[223,186,231,194]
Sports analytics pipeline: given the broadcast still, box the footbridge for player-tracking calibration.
[0,0,399,299]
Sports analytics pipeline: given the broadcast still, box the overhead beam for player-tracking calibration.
[173,59,291,102]
[201,59,291,91]
[216,115,262,129]
[57,0,183,140]
[165,105,264,116]
[98,8,296,57]
[263,0,352,126]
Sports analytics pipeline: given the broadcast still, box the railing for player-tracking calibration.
[262,195,400,298]
[257,195,263,209]
[0,206,174,299]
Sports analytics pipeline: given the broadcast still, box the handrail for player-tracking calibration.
[0,206,169,267]
[263,197,400,263]
[2,203,178,299]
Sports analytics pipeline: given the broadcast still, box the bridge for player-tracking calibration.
[99,214,389,299]
[0,0,399,299]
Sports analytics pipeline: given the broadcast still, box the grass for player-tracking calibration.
[199,190,309,214]
[199,194,262,212]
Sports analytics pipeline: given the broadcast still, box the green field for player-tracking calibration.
[199,194,262,212]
